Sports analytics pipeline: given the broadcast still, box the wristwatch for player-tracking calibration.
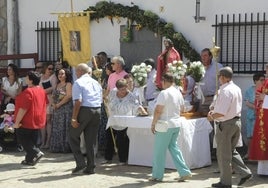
[72,119,77,122]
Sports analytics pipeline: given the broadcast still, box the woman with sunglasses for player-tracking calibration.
[39,62,57,149]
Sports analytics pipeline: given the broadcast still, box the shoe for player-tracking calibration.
[176,174,192,182]
[211,182,231,188]
[72,166,86,175]
[17,145,24,152]
[148,177,162,182]
[32,151,44,165]
[238,174,253,186]
[83,168,95,175]
[101,160,112,164]
[21,160,34,166]
[8,127,14,133]
[118,162,127,166]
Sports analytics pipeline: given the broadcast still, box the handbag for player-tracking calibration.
[155,120,169,132]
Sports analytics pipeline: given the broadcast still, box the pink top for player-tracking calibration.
[107,70,128,91]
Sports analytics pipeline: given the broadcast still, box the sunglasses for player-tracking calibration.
[48,68,54,70]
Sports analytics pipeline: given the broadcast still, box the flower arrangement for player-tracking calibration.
[131,63,152,87]
[86,1,200,61]
[166,60,187,86]
[187,61,205,82]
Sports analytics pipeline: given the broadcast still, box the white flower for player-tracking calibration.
[131,62,152,86]
[166,60,187,86]
[188,61,205,82]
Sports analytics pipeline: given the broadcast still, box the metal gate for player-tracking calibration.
[213,12,268,73]
[36,21,61,63]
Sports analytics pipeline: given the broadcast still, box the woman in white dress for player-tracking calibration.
[1,64,22,112]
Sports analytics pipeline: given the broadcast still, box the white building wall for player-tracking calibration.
[15,0,268,57]
[9,0,268,141]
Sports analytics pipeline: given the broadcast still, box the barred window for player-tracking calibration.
[36,21,62,62]
[214,13,268,73]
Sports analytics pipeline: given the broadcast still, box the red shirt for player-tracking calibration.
[15,86,48,129]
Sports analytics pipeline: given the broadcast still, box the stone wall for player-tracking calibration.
[0,0,7,66]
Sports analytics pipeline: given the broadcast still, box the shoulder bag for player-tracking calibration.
[155,108,169,132]
[155,119,169,132]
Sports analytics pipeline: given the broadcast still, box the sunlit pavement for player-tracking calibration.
[0,149,267,188]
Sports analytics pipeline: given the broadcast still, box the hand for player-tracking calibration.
[207,111,214,121]
[13,123,22,129]
[151,124,156,134]
[71,120,79,128]
[256,91,265,101]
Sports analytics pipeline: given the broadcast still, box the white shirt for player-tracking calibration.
[156,85,184,127]
[2,77,22,98]
[109,89,140,130]
[213,81,242,122]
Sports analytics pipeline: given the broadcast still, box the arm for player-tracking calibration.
[53,83,72,109]
[151,104,164,134]
[71,99,81,128]
[13,79,23,99]
[245,100,255,109]
[13,108,27,128]
[207,111,224,121]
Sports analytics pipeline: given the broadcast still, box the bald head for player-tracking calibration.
[76,63,90,74]
[76,63,90,78]
[219,66,233,79]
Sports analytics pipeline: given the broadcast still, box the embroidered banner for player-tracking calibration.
[58,15,91,67]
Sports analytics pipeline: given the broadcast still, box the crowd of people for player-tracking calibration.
[0,38,267,187]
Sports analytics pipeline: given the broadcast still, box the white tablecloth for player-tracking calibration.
[107,116,213,169]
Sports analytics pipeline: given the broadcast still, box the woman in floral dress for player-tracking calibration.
[50,68,73,153]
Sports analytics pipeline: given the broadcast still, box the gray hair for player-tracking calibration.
[219,66,233,79]
[112,56,125,67]
[76,63,90,74]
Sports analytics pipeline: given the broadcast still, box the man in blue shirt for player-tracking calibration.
[199,48,223,115]
[70,63,102,175]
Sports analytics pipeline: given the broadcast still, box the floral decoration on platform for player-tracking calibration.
[86,1,200,61]
[166,60,187,86]
[131,63,152,87]
[187,61,205,82]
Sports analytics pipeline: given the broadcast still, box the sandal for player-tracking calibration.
[148,177,162,182]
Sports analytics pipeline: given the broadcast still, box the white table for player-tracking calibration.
[107,116,212,169]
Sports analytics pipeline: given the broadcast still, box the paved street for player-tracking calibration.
[0,148,267,188]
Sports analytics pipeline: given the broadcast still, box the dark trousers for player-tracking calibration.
[105,128,129,163]
[16,128,40,162]
[69,107,100,170]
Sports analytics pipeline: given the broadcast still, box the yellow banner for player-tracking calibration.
[58,15,91,67]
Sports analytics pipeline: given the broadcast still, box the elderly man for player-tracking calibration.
[207,67,252,188]
[70,63,102,175]
[106,56,128,95]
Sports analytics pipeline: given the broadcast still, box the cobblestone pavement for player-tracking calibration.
[0,148,267,188]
